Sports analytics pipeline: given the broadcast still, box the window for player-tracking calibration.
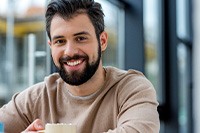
[143,0,164,104]
[0,0,50,105]
[96,0,125,69]
[144,0,193,132]
[177,0,192,132]
[143,0,165,132]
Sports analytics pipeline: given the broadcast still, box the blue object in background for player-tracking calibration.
[0,122,4,133]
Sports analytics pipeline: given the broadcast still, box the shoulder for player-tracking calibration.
[15,73,61,105]
[26,73,60,93]
[104,66,151,87]
[104,66,157,101]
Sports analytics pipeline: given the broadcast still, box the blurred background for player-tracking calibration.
[0,0,199,132]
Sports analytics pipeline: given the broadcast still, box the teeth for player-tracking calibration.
[67,60,81,66]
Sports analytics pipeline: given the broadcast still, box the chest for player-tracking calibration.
[51,93,119,133]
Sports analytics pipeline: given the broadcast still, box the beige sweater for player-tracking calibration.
[0,66,160,133]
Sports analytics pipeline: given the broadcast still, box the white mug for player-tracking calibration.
[44,123,76,133]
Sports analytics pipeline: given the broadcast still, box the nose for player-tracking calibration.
[63,42,78,57]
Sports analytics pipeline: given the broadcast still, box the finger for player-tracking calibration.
[21,131,40,133]
[24,119,44,131]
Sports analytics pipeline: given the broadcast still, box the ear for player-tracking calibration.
[48,40,52,47]
[100,31,108,52]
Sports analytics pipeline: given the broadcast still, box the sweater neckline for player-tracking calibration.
[62,67,108,101]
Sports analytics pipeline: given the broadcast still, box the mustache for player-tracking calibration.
[59,54,88,64]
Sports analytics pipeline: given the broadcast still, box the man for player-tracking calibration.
[0,0,160,132]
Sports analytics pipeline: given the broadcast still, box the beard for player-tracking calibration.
[57,44,101,86]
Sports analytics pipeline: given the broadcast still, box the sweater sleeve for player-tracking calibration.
[0,93,32,133]
[0,82,45,133]
[104,72,160,133]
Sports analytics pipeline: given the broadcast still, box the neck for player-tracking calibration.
[66,63,106,97]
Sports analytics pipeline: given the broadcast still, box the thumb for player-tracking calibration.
[25,119,45,131]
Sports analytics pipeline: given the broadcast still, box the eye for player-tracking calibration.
[76,36,87,42]
[54,39,66,46]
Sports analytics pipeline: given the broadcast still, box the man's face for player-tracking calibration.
[49,14,107,85]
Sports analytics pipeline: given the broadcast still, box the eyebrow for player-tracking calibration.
[52,35,65,41]
[73,31,90,36]
[52,31,91,41]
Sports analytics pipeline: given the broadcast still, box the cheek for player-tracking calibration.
[89,46,99,62]
[51,49,62,66]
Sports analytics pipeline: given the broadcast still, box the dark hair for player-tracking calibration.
[45,0,105,40]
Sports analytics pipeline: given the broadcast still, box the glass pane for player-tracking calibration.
[96,0,125,69]
[177,43,190,133]
[0,0,49,106]
[176,0,190,40]
[143,0,164,103]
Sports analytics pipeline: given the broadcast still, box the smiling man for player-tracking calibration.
[49,14,107,96]
[0,0,160,133]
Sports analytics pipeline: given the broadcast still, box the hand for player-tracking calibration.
[21,119,44,133]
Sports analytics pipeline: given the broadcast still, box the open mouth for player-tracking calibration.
[62,58,85,68]
[60,55,88,70]
[66,60,82,66]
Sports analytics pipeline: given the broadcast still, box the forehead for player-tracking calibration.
[50,14,95,38]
